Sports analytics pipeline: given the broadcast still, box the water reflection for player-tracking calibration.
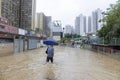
[45,64,56,80]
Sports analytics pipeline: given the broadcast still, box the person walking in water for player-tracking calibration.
[46,45,54,63]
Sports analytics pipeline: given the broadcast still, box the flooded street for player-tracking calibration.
[0,46,120,80]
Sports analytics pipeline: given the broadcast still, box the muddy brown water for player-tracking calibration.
[0,46,120,80]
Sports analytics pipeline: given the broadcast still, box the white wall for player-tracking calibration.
[52,26,62,32]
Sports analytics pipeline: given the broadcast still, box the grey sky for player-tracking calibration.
[36,0,117,27]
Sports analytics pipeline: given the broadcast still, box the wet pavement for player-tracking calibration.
[0,46,120,80]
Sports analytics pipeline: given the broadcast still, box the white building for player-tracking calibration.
[75,16,80,35]
[75,8,104,36]
[79,14,86,36]
[88,16,92,33]
[86,8,104,35]
[91,8,104,33]
[97,9,104,30]
[52,20,62,41]
[75,14,86,36]
[65,25,73,34]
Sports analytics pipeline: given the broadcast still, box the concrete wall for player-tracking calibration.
[0,43,13,56]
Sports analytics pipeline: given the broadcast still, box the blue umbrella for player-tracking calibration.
[43,39,58,45]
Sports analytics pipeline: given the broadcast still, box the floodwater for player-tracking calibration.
[0,46,120,80]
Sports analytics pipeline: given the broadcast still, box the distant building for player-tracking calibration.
[97,9,104,30]
[31,0,36,30]
[88,16,92,33]
[91,8,104,33]
[85,8,105,35]
[91,11,97,33]
[65,25,73,34]
[45,16,52,36]
[75,14,86,36]
[84,16,86,34]
[0,0,36,30]
[35,13,45,35]
[75,8,104,36]
[45,16,52,28]
[79,14,86,36]
[52,20,62,41]
[72,28,75,34]
[35,13,51,37]
[75,16,80,35]
[20,0,36,30]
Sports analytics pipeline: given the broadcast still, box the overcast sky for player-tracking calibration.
[36,0,117,27]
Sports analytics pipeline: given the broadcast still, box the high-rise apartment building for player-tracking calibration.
[79,14,86,36]
[35,13,51,37]
[0,0,20,27]
[0,0,36,30]
[75,16,80,35]
[45,16,52,36]
[75,8,104,36]
[65,25,73,34]
[88,16,92,33]
[75,14,86,36]
[35,13,45,34]
[91,11,97,33]
[19,0,36,30]
[91,8,104,33]
[97,9,104,30]
[84,16,86,33]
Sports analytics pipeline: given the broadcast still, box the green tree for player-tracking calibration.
[98,0,120,43]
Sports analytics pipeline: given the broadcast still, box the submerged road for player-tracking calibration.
[0,46,120,80]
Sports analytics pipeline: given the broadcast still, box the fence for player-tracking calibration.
[90,37,120,45]
[110,38,120,45]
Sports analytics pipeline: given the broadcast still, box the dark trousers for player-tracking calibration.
[46,57,53,63]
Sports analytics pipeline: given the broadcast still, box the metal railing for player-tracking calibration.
[89,37,120,45]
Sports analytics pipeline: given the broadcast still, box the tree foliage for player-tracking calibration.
[98,0,120,42]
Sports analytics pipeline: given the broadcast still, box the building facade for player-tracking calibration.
[35,13,45,34]
[0,0,20,27]
[88,16,92,33]
[91,8,104,33]
[19,0,36,30]
[84,16,86,34]
[35,13,51,37]
[75,16,80,35]
[79,14,86,36]
[65,25,73,34]
[45,16,52,36]
[0,0,36,30]
[97,9,104,30]
[75,8,104,36]
[52,20,62,41]
[75,14,86,36]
